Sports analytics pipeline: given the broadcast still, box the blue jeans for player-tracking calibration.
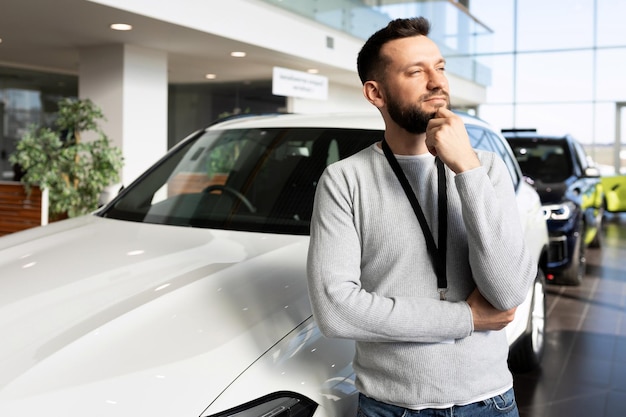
[357,388,519,417]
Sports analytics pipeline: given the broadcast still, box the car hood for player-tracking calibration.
[533,180,569,204]
[0,216,312,416]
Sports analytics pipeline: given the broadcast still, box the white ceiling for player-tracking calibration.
[0,0,360,86]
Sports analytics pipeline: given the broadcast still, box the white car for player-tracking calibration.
[0,112,549,417]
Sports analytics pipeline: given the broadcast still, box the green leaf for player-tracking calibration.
[9,98,124,218]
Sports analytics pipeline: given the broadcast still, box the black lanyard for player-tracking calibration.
[381,140,448,300]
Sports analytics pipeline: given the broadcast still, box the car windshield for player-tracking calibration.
[509,140,572,183]
[99,127,382,235]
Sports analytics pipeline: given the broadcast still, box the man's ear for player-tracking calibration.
[363,81,385,108]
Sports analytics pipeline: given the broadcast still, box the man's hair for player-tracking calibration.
[356,17,431,85]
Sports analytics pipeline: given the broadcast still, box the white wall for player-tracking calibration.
[79,45,124,148]
[122,45,168,184]
[88,0,363,75]
[288,81,377,114]
[80,44,168,185]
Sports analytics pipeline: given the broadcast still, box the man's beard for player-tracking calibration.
[386,91,450,134]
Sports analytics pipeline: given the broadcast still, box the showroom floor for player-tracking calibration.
[513,214,626,417]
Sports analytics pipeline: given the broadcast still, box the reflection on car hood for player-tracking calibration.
[0,216,312,416]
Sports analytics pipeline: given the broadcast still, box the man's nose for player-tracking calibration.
[427,71,446,90]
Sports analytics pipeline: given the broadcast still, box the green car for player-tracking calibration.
[602,175,626,213]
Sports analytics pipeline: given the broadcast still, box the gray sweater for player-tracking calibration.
[307,143,536,409]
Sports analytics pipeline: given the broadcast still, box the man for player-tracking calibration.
[307,17,536,417]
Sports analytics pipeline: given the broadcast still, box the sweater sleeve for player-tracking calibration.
[454,152,537,310]
[307,165,474,343]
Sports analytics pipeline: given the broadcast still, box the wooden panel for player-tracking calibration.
[0,181,45,236]
[167,173,228,196]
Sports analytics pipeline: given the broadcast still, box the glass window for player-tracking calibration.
[469,0,515,53]
[0,67,77,180]
[515,51,594,103]
[592,102,616,147]
[516,0,594,51]
[572,139,592,172]
[508,139,573,182]
[477,104,515,133]
[595,48,626,102]
[466,125,491,150]
[484,130,521,187]
[477,54,515,103]
[473,0,622,167]
[597,0,626,47]
[102,127,383,235]
[466,125,520,188]
[514,103,594,143]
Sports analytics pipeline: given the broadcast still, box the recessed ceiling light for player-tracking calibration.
[110,23,133,31]
[307,69,319,74]
[205,73,217,79]
[230,51,246,58]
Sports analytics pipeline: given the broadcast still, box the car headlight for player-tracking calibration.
[542,201,576,221]
[207,392,317,417]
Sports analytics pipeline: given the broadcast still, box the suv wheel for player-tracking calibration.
[509,269,546,373]
[561,232,586,285]
[589,207,604,248]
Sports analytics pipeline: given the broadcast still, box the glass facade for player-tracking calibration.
[469,0,626,172]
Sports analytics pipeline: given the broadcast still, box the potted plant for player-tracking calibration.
[10,98,124,220]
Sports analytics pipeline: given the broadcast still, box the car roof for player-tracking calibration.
[501,129,570,141]
[207,111,494,131]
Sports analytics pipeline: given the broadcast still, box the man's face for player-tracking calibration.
[385,89,450,134]
[379,35,450,134]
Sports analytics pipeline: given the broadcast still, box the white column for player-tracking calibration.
[79,44,168,185]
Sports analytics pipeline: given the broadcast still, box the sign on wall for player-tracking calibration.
[272,67,328,100]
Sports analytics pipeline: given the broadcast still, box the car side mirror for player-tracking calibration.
[584,167,601,178]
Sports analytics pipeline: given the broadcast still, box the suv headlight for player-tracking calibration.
[206,392,317,417]
[542,201,576,221]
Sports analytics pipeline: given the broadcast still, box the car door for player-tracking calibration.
[571,140,604,243]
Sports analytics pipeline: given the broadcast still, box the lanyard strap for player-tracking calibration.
[381,140,448,300]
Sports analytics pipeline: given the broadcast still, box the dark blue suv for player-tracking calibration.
[503,130,604,285]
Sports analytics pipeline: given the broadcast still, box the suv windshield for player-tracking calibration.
[100,127,382,235]
[508,139,572,183]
